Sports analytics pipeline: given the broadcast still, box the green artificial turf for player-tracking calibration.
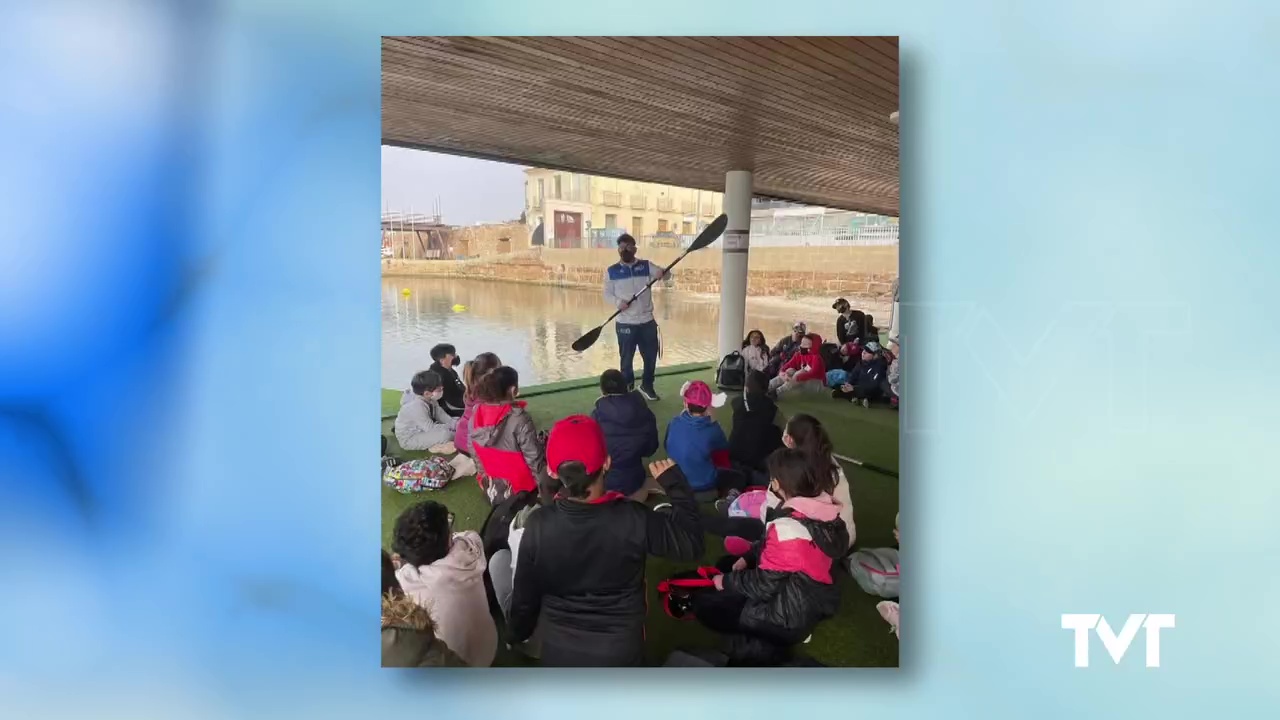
[381,368,900,667]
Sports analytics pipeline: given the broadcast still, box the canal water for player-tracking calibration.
[381,277,821,389]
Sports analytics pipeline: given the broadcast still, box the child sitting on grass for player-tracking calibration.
[391,501,497,667]
[507,416,703,666]
[381,550,466,667]
[454,352,502,456]
[740,330,770,373]
[664,380,744,501]
[394,370,459,451]
[469,366,554,505]
[429,343,466,418]
[768,333,827,398]
[728,370,784,484]
[591,369,660,500]
[693,448,848,666]
[832,341,888,407]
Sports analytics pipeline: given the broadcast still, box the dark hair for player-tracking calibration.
[745,369,769,395]
[600,369,628,395]
[785,413,838,494]
[410,370,443,396]
[686,403,708,415]
[382,550,401,597]
[463,352,502,402]
[766,447,822,499]
[430,343,456,362]
[743,329,765,347]
[392,501,451,568]
[556,460,605,499]
[474,365,520,403]
[617,233,636,247]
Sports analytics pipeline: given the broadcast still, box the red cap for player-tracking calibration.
[546,414,608,475]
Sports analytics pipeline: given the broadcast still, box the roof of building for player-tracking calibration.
[382,37,899,216]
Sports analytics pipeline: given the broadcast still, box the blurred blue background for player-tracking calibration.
[1,0,1278,716]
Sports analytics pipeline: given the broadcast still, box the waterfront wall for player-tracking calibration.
[382,246,898,300]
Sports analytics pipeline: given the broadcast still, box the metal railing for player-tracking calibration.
[657,197,675,212]
[629,194,648,210]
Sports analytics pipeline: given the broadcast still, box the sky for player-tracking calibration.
[381,146,526,225]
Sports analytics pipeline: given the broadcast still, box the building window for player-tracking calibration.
[554,175,563,200]
[632,216,643,237]
[658,219,669,232]
[605,214,617,229]
[682,221,693,235]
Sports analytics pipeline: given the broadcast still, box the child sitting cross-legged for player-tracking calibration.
[691,447,849,666]
[768,333,827,398]
[395,370,460,451]
[664,380,744,502]
[591,369,661,501]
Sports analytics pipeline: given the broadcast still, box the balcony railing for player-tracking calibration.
[531,197,543,210]
[657,197,675,212]
[629,194,648,210]
[601,191,622,207]
[681,200,696,214]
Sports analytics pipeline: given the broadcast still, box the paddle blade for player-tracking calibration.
[687,214,729,252]
[571,325,604,353]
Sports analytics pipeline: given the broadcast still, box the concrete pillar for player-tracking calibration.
[718,170,752,361]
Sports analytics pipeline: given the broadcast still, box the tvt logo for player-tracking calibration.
[1061,614,1175,668]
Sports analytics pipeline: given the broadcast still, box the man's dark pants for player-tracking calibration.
[617,319,659,391]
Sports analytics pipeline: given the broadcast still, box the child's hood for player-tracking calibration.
[472,401,527,428]
[674,411,716,430]
[785,493,842,523]
[396,531,487,590]
[381,592,438,633]
[401,388,429,408]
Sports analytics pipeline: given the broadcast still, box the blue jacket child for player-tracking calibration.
[663,380,730,493]
[590,370,660,496]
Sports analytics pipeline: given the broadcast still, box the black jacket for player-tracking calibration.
[835,311,865,346]
[853,356,887,392]
[728,392,783,472]
[507,465,704,666]
[430,361,466,418]
[724,506,848,646]
[591,392,660,496]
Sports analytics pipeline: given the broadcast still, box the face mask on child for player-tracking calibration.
[430,389,444,401]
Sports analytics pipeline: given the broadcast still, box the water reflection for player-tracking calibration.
[382,278,807,388]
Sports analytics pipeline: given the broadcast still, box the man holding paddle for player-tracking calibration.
[604,233,667,401]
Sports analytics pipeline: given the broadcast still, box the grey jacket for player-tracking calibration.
[468,402,552,503]
[395,390,458,451]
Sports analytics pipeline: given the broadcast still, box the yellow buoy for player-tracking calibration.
[401,288,411,296]
[452,304,468,312]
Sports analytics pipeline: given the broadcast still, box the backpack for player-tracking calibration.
[656,566,722,620]
[382,456,455,493]
[479,491,538,559]
[847,547,900,598]
[716,352,746,391]
[825,369,850,388]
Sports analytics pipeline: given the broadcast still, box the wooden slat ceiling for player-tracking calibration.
[383,37,899,216]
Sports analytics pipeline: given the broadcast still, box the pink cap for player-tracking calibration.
[681,380,727,408]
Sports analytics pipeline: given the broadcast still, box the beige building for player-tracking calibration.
[524,168,723,249]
